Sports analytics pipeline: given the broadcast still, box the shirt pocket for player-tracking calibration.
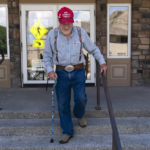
[71,41,81,61]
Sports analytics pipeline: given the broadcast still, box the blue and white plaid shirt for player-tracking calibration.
[43,26,106,73]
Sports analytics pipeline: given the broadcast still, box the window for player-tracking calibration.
[26,10,54,81]
[0,5,9,59]
[107,4,131,58]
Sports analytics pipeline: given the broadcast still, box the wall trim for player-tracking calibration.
[20,0,95,3]
[107,0,131,3]
[0,0,7,4]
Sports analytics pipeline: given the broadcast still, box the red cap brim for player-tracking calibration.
[59,18,74,24]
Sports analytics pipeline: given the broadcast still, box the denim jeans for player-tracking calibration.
[55,67,87,136]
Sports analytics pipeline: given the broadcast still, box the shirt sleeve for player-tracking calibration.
[81,28,106,65]
[43,30,54,74]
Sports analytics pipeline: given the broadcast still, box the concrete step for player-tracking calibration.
[0,134,150,150]
[0,117,150,136]
[1,109,150,119]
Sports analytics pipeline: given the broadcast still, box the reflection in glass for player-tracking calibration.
[26,11,53,80]
[109,6,128,56]
[0,7,7,56]
[74,11,91,80]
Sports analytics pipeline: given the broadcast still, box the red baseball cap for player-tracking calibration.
[58,7,74,24]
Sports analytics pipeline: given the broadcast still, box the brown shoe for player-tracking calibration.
[78,117,87,128]
[59,134,73,144]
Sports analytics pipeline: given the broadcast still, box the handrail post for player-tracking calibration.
[112,133,117,150]
[95,60,101,110]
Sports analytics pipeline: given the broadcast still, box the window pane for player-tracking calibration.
[0,7,7,56]
[74,11,91,80]
[109,6,129,57]
[26,11,53,80]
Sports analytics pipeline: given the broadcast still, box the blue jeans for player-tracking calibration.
[55,67,87,136]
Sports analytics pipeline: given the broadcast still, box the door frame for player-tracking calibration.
[0,4,10,60]
[20,3,96,84]
[106,3,131,86]
[20,4,57,84]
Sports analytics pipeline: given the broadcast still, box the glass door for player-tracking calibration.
[107,4,131,86]
[59,4,95,83]
[20,5,57,84]
[21,4,95,84]
[0,5,9,59]
[0,4,10,88]
[107,4,131,58]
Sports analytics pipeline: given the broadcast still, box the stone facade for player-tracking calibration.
[1,0,150,87]
[8,0,21,87]
[96,0,150,86]
[131,0,150,85]
[96,0,107,59]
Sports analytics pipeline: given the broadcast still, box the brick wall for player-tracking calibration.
[8,0,21,87]
[96,0,107,60]
[96,0,150,86]
[131,0,150,85]
[5,0,150,87]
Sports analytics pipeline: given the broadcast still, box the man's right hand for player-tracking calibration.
[48,71,58,80]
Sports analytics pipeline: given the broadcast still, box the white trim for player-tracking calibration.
[58,3,95,9]
[107,3,131,59]
[20,7,23,87]
[20,4,96,84]
[90,4,96,83]
[20,4,57,84]
[128,4,131,58]
[0,4,10,60]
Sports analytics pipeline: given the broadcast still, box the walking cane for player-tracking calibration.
[50,77,57,143]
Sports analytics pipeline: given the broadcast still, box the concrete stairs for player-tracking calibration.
[0,110,150,150]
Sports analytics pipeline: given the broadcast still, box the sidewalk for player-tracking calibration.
[0,86,150,112]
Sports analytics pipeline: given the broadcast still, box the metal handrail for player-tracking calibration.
[0,49,4,64]
[95,61,101,110]
[101,72,122,150]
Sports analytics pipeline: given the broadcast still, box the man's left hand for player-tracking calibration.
[100,64,107,76]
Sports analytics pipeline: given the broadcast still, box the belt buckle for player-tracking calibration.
[65,65,74,72]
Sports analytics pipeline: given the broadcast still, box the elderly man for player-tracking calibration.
[44,7,107,144]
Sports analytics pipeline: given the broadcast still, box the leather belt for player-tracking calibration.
[56,63,84,72]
